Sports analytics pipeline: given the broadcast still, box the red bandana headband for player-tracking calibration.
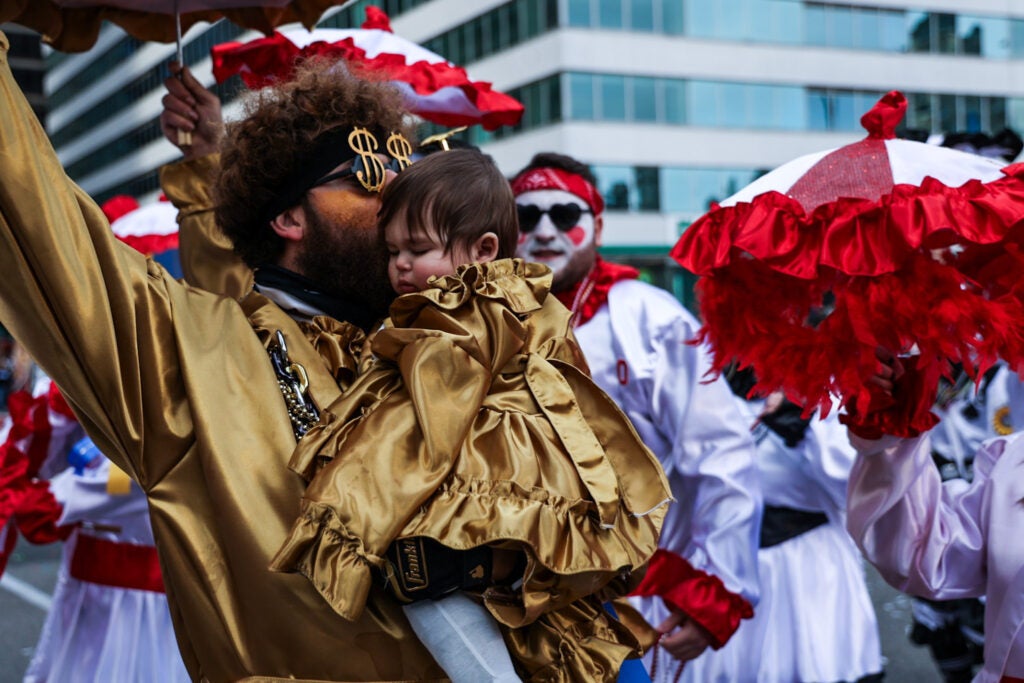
[510,167,605,216]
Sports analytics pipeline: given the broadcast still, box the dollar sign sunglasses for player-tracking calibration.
[311,155,408,192]
[311,129,414,193]
[516,203,592,233]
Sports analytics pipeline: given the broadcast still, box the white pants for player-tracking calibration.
[403,592,521,683]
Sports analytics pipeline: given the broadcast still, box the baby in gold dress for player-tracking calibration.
[271,149,671,682]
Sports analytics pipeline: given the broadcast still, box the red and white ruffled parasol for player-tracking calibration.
[672,91,1024,437]
[210,6,524,131]
[102,196,182,277]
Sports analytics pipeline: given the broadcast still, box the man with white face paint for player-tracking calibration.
[511,153,763,682]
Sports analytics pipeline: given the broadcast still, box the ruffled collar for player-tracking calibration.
[555,257,639,327]
[388,258,552,327]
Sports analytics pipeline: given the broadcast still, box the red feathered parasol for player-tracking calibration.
[671,91,1024,437]
[210,6,524,131]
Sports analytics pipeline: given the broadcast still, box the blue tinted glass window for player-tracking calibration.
[964,96,982,132]
[807,89,830,131]
[569,73,595,120]
[686,1,714,37]
[689,81,718,126]
[663,79,686,124]
[717,0,746,41]
[1012,20,1024,57]
[939,94,958,131]
[1007,99,1024,133]
[904,92,933,132]
[596,165,635,210]
[805,4,826,46]
[720,82,746,127]
[748,84,774,128]
[636,166,660,210]
[568,0,591,26]
[959,16,1010,58]
[879,9,907,51]
[935,13,956,54]
[600,75,627,120]
[599,0,624,28]
[827,6,854,49]
[776,86,806,130]
[833,92,858,130]
[634,77,657,121]
[661,0,684,35]
[990,97,1008,132]
[765,0,801,45]
[907,12,930,52]
[853,8,880,50]
[630,0,654,31]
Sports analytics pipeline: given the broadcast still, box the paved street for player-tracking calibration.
[0,542,60,683]
[0,540,948,683]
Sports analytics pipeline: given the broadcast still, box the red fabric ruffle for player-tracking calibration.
[100,195,140,224]
[211,31,524,131]
[674,164,1024,280]
[628,548,753,649]
[672,163,1024,437]
[115,232,180,257]
[0,390,72,577]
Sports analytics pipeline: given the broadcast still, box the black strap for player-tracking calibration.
[759,505,829,548]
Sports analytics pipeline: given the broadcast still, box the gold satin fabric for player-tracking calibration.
[0,35,445,682]
[161,155,254,300]
[271,259,671,680]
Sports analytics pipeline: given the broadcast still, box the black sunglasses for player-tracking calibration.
[311,155,406,193]
[516,203,591,233]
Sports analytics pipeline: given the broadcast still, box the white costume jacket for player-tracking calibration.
[691,396,881,682]
[0,381,187,683]
[848,430,1024,683]
[569,274,761,674]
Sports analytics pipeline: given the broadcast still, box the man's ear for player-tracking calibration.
[270,204,306,242]
[469,232,500,264]
[593,214,604,247]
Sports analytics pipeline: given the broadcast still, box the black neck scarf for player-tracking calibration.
[254,265,381,333]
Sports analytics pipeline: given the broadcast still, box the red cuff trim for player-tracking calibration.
[629,549,753,649]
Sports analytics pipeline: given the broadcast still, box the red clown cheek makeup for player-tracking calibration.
[565,225,587,246]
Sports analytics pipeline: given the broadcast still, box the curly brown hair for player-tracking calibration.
[214,59,415,268]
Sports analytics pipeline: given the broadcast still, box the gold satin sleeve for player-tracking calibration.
[160,154,254,299]
[0,34,192,489]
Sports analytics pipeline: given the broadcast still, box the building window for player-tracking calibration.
[569,72,596,120]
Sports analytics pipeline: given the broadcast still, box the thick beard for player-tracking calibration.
[295,203,395,317]
[550,243,598,294]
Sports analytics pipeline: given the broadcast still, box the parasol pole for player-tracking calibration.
[174,0,192,146]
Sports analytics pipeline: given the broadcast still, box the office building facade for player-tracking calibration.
[41,0,1024,300]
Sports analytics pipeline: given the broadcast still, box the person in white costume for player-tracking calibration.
[695,367,883,683]
[847,352,1024,683]
[511,153,762,682]
[906,363,1023,682]
[0,376,188,683]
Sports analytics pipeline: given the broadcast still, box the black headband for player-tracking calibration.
[257,125,387,226]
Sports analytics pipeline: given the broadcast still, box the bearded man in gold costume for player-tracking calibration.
[0,30,662,682]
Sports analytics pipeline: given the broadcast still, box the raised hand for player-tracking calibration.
[160,63,223,160]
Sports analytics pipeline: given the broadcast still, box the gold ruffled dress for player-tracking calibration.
[271,258,671,680]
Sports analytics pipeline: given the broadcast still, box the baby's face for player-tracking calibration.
[384,217,462,294]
